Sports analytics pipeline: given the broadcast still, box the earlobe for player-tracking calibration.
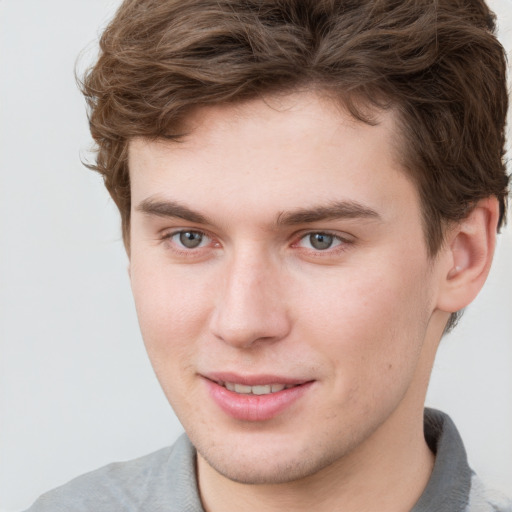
[436,197,499,313]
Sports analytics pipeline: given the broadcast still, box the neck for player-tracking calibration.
[197,313,446,512]
[197,405,435,512]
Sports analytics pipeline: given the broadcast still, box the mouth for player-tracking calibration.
[219,381,299,395]
[203,374,313,421]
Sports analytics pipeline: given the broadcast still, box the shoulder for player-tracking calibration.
[412,410,511,512]
[24,434,203,512]
[466,475,512,512]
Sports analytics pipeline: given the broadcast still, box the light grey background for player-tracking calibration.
[0,1,511,510]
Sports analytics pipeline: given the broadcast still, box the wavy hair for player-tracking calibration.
[79,0,509,328]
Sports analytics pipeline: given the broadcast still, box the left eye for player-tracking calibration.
[171,230,210,249]
[297,232,343,251]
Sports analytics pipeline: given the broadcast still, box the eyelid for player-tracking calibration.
[159,227,353,257]
[293,229,353,243]
[161,227,219,252]
[291,230,355,252]
[161,227,209,239]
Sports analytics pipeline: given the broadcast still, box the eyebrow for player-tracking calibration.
[136,198,208,224]
[137,197,381,227]
[276,201,381,225]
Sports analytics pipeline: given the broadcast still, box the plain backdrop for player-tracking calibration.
[0,1,511,510]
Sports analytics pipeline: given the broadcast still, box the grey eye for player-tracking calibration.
[309,233,334,250]
[178,231,204,249]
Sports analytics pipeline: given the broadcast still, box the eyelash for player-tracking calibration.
[161,229,216,257]
[292,231,351,254]
[160,229,353,257]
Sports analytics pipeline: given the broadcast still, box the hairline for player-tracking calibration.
[123,87,449,260]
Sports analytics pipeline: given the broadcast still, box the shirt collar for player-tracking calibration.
[174,408,472,511]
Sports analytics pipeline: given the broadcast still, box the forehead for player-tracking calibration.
[128,92,418,227]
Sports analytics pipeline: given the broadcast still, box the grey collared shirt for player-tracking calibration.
[25,409,512,512]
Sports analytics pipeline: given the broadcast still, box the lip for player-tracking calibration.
[202,372,314,422]
[206,372,309,387]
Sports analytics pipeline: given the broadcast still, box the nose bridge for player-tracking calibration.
[209,245,290,348]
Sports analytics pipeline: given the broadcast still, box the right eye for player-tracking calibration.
[169,230,211,249]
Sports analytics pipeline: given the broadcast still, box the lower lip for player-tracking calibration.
[205,380,313,422]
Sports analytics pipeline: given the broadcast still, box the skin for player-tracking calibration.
[127,92,496,512]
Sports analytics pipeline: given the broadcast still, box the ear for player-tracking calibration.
[436,197,499,314]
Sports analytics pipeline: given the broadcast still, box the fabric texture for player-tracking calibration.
[25,409,511,512]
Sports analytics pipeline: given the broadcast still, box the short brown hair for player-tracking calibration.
[80,0,509,326]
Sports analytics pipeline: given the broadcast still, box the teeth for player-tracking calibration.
[234,383,252,394]
[252,385,271,395]
[224,382,293,395]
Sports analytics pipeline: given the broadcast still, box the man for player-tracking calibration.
[26,0,511,510]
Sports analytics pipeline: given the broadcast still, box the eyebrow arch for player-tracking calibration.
[136,198,208,224]
[276,201,381,225]
[136,197,381,227]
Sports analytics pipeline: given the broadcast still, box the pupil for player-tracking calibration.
[180,231,203,248]
[310,233,333,250]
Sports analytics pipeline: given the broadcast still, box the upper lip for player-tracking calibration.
[203,372,311,387]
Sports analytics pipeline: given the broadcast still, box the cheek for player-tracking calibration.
[129,258,213,369]
[130,260,217,419]
[296,260,433,385]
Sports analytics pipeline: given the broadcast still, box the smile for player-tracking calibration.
[204,375,314,421]
[222,382,298,395]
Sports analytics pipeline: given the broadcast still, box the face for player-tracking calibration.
[128,92,448,485]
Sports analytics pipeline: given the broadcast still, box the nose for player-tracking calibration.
[209,250,291,348]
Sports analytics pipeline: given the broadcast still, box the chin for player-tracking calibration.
[195,433,348,485]
[201,452,330,485]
